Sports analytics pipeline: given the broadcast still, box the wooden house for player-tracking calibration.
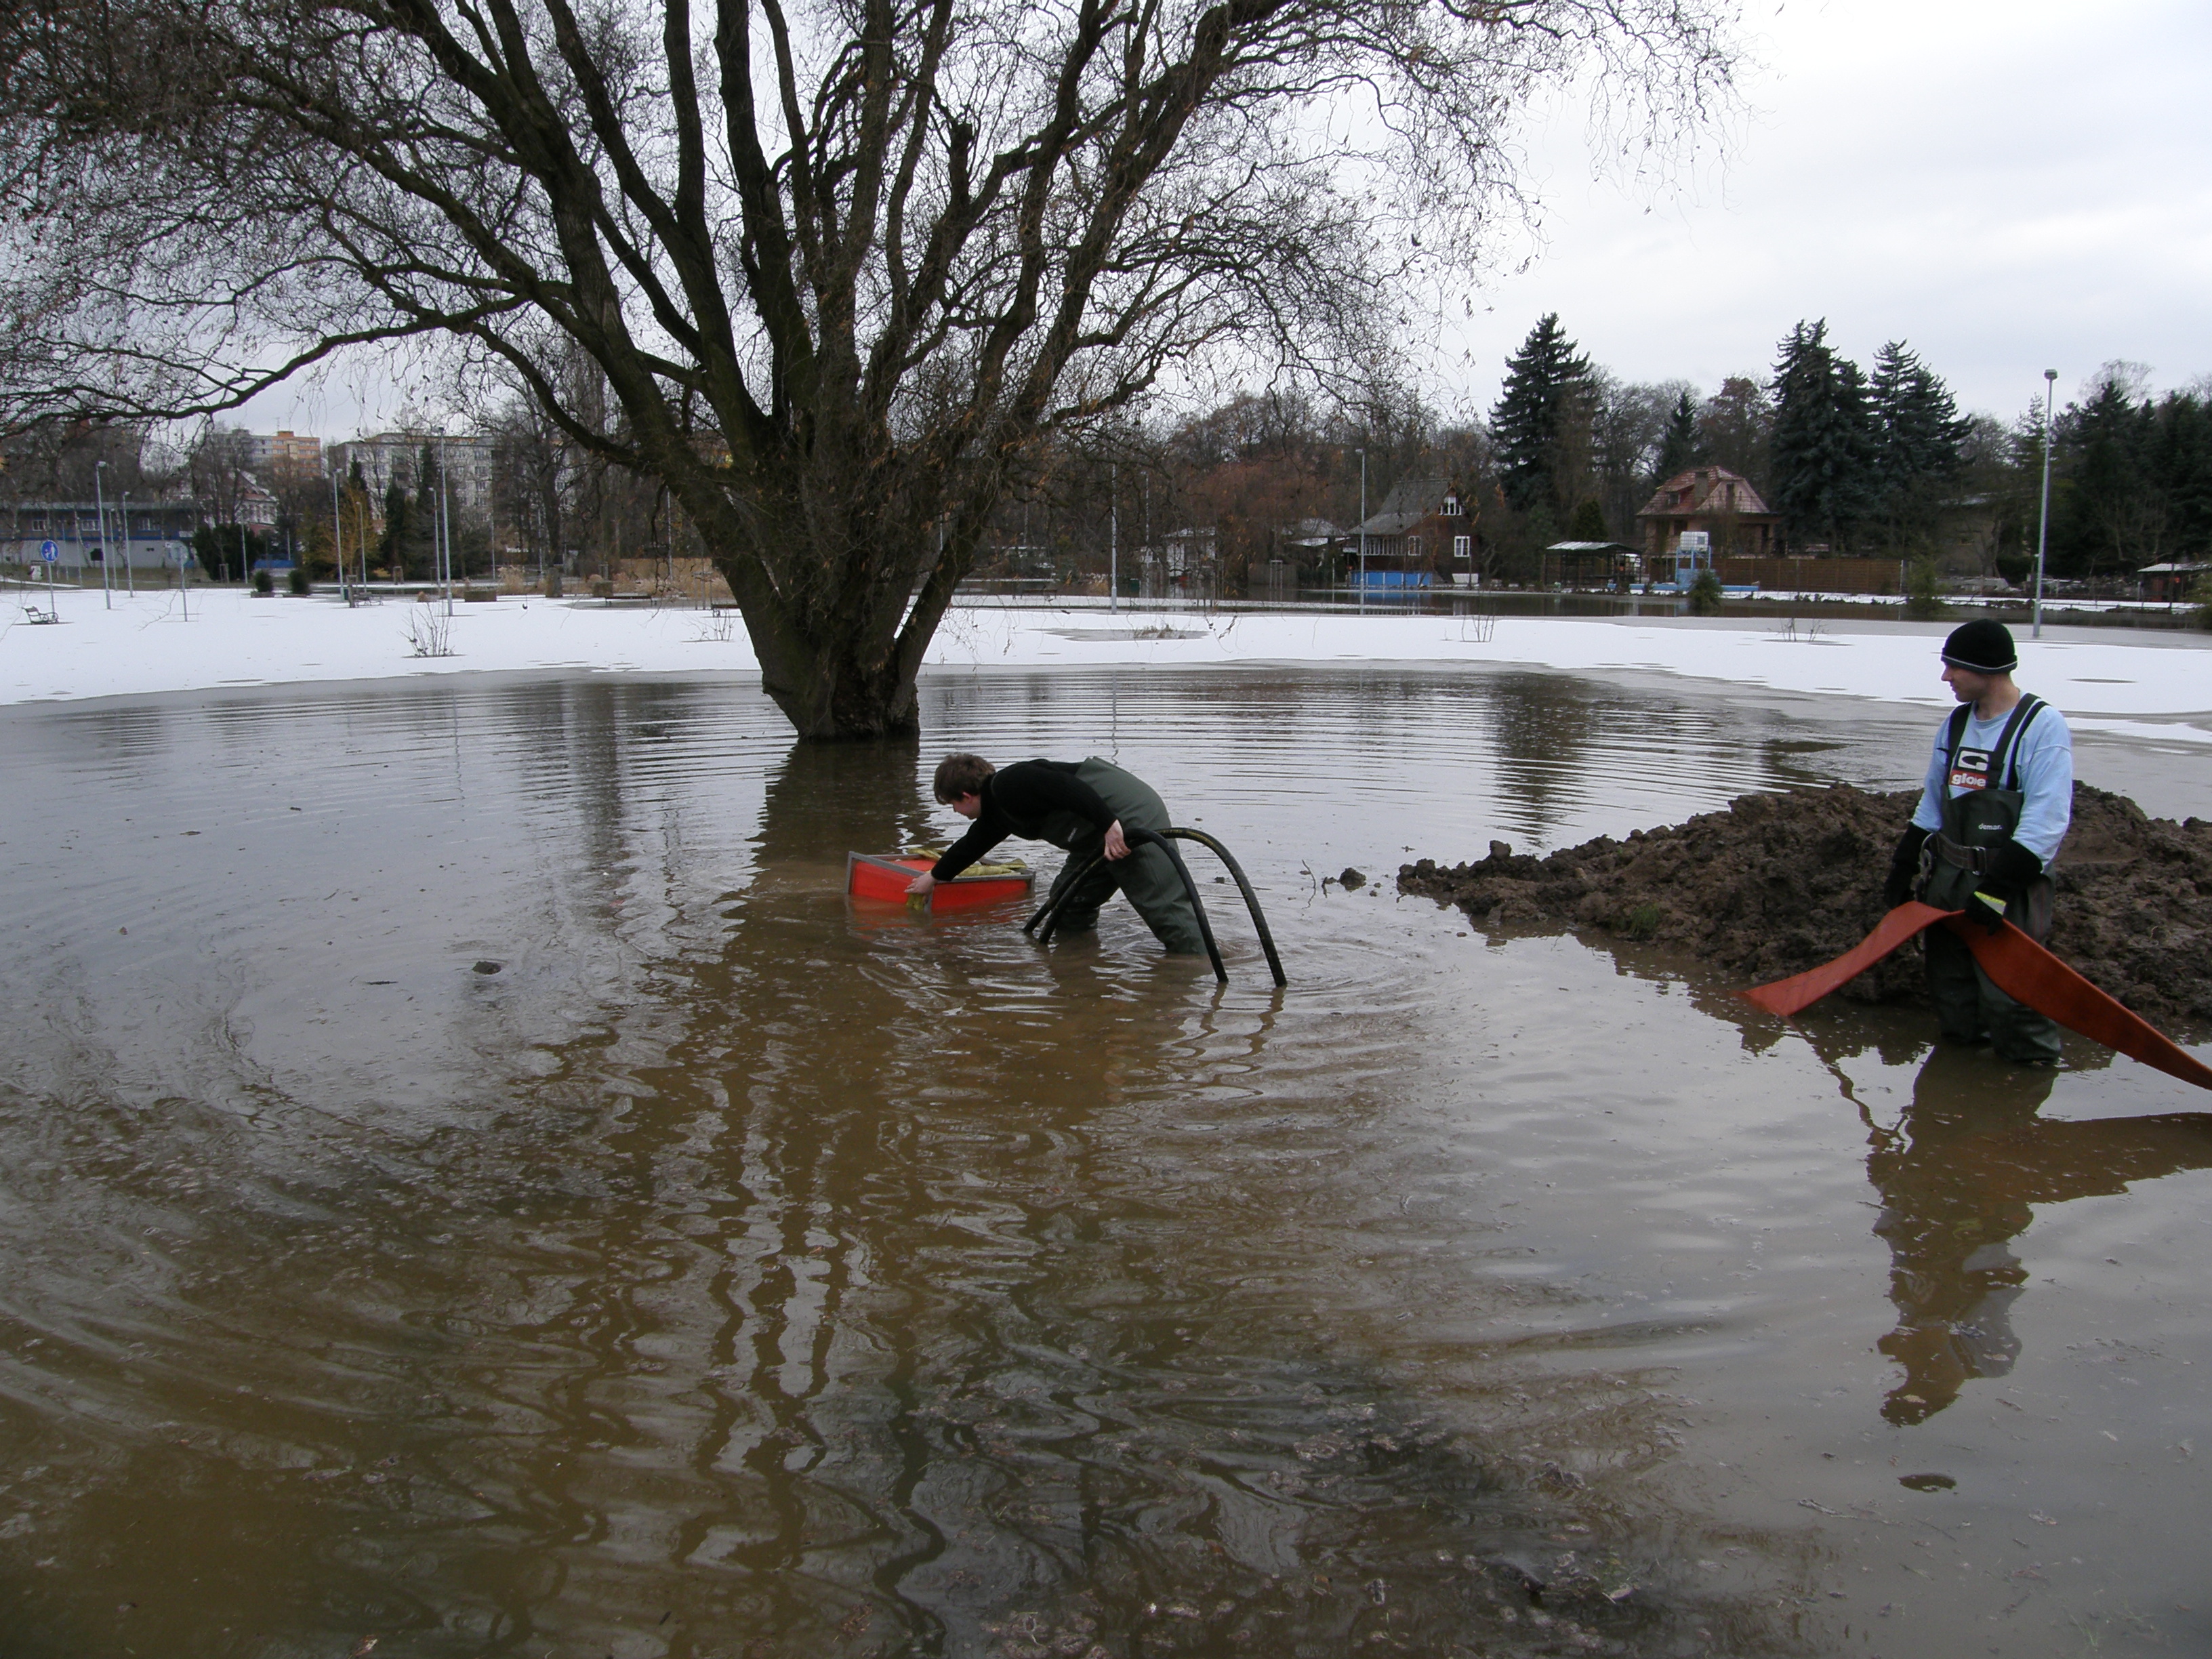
[1634,466,1778,560]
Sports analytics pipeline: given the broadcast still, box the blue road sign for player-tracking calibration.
[39,539,58,562]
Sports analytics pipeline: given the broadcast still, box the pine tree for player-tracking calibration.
[1769,320,1876,552]
[378,479,411,577]
[1568,499,1608,541]
[1655,389,1700,480]
[2055,377,2156,581]
[1491,314,1595,515]
[1866,340,1966,548]
[415,445,445,581]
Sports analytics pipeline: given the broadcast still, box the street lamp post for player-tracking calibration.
[2032,368,2056,641]
[1109,462,1118,614]
[94,460,112,609]
[333,459,348,605]
[171,501,189,620]
[1355,447,1368,609]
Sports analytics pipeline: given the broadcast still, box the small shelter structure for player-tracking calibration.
[1140,525,1218,599]
[1541,540,1641,590]
[2137,560,2212,603]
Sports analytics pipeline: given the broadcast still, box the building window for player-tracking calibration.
[1443,495,1462,516]
[1453,535,1471,560]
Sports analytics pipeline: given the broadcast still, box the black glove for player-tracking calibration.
[1883,825,1931,907]
[1971,840,2043,933]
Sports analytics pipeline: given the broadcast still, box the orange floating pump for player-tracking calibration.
[845,852,1034,912]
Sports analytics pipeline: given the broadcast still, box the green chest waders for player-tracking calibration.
[1027,759,1204,954]
[1917,695,2053,941]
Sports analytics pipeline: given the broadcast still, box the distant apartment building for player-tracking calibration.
[247,429,323,482]
[328,431,493,514]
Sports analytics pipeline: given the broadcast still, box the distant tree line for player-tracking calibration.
[9,325,2205,598]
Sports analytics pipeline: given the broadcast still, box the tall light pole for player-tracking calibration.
[437,432,454,616]
[94,460,113,608]
[171,501,189,621]
[1355,447,1368,610]
[333,459,348,605]
[2033,368,2056,640]
[1109,461,1118,614]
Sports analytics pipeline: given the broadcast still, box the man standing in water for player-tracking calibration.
[1883,620,2074,1063]
[907,754,1205,955]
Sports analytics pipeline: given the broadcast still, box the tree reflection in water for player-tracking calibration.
[1864,1045,2212,1425]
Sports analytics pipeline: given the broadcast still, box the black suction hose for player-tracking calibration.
[1164,827,1286,987]
[1124,827,1227,983]
[1022,826,1285,987]
[1022,855,1098,939]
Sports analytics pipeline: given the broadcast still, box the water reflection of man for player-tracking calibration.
[906,754,1205,954]
[1882,620,2073,1063]
[1869,1045,2212,1425]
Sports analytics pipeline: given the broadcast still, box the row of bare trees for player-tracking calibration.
[0,0,1742,736]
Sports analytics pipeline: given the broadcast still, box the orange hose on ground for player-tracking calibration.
[1738,903,2212,1092]
[1951,916,2212,1090]
[1738,902,1952,1018]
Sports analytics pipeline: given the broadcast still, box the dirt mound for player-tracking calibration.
[1397,783,2212,1036]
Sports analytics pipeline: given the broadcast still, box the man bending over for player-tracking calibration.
[907,754,1205,955]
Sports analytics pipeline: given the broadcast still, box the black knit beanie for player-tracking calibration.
[1940,619,2017,673]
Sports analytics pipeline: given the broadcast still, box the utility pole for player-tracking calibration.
[438,433,454,617]
[1356,448,1368,611]
[1109,462,1118,614]
[94,460,112,608]
[2033,368,2057,641]
[333,459,348,605]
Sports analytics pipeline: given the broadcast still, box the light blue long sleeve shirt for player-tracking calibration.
[1911,698,2074,863]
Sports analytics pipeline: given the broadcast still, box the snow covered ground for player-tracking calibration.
[3,583,2207,744]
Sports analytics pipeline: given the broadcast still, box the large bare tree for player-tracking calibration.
[0,0,1736,736]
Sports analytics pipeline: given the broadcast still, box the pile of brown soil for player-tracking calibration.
[1397,783,2212,1036]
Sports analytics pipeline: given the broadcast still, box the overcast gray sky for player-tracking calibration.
[1436,0,2212,426]
[242,0,2211,440]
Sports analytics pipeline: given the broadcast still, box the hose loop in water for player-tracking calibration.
[1023,826,1284,986]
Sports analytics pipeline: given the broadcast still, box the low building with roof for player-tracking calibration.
[1634,466,1778,560]
[1541,540,1643,590]
[2137,560,2212,603]
[1351,478,1477,588]
[2,499,201,572]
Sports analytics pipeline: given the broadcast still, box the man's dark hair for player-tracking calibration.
[933,753,995,803]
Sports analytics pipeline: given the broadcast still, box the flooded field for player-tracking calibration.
[2,663,2209,1658]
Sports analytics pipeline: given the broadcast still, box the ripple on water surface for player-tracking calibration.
[0,664,2207,1658]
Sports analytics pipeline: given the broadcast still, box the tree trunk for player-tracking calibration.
[686,447,983,741]
[738,589,926,739]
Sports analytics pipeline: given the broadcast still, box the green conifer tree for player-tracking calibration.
[1769,319,1876,552]
[1568,499,1609,541]
[1491,314,1595,515]
[1867,340,1966,551]
[1655,389,1700,481]
[377,479,410,577]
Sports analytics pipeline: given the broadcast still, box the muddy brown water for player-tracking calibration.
[3,663,2210,1659]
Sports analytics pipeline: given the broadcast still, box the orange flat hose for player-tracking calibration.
[1739,903,2212,1092]
[1950,916,2212,1091]
[1738,902,1952,1018]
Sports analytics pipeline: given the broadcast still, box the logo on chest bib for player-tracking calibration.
[1948,747,1994,792]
